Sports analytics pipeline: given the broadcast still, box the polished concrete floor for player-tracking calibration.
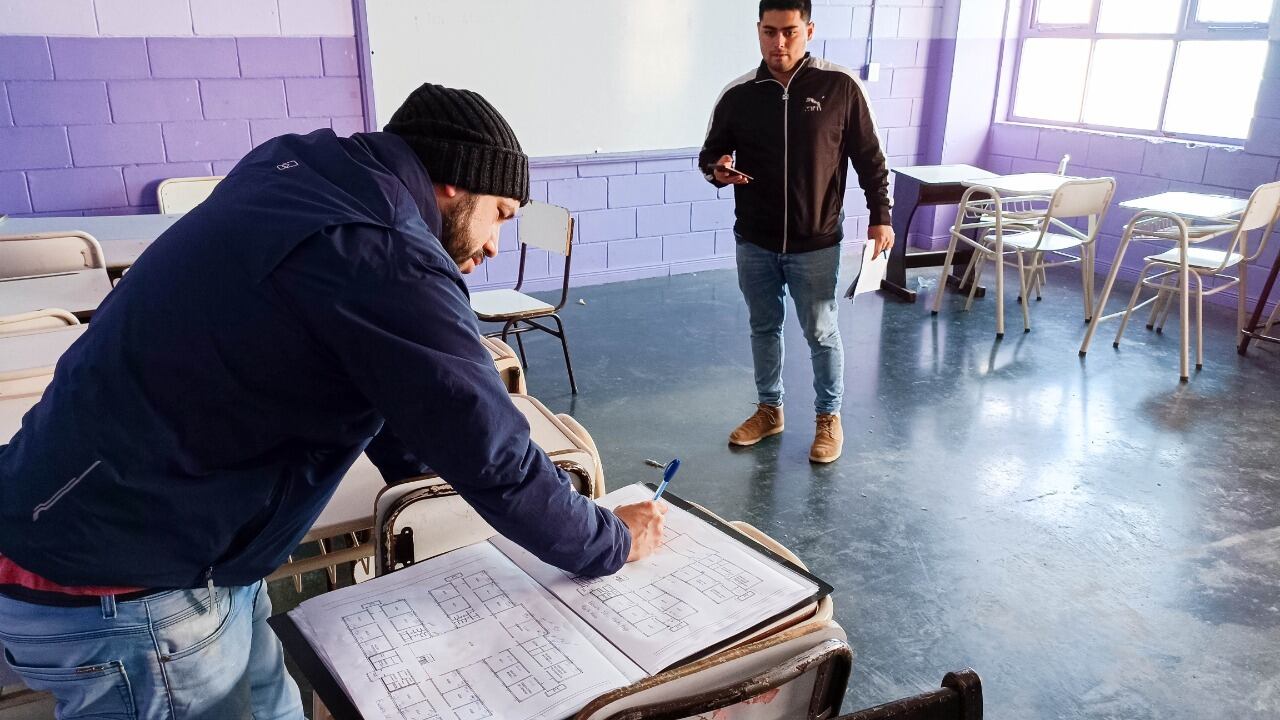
[4,254,1274,720]
[472,254,1280,719]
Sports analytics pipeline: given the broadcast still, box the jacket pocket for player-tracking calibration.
[3,651,136,719]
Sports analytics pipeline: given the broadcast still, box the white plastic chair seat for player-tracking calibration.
[1146,247,1243,269]
[999,230,1085,252]
[470,288,554,320]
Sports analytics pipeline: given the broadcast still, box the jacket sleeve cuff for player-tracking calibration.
[869,207,892,228]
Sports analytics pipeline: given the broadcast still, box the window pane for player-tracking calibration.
[1082,40,1174,130]
[1036,0,1092,25]
[1196,0,1273,23]
[1097,0,1181,33]
[1164,41,1267,139]
[1014,39,1091,123]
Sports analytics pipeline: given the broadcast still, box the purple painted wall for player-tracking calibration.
[0,35,363,218]
[0,0,947,294]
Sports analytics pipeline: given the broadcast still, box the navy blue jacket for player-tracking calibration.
[0,130,628,589]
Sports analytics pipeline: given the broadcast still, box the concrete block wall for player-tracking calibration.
[0,0,361,218]
[472,0,948,292]
[0,0,947,294]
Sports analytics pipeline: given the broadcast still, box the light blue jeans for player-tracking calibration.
[0,581,304,719]
[735,238,844,415]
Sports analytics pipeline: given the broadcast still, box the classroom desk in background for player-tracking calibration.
[871,164,998,303]
[0,325,87,378]
[0,214,181,272]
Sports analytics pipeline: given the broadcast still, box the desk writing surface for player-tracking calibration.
[1119,192,1248,221]
[0,270,113,316]
[893,164,997,185]
[0,395,38,442]
[0,214,181,269]
[0,325,87,376]
[967,172,1076,195]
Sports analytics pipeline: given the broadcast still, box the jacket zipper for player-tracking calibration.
[760,58,806,254]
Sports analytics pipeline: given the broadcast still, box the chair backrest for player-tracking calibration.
[0,308,79,336]
[478,334,527,394]
[0,232,106,279]
[1238,179,1280,233]
[519,201,574,256]
[574,620,851,720]
[374,394,603,574]
[156,175,224,214]
[835,669,983,720]
[1048,177,1115,221]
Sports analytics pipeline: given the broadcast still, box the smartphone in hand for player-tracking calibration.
[714,164,754,182]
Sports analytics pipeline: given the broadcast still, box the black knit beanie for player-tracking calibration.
[384,83,530,205]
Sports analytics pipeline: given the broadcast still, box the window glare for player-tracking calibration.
[1098,0,1182,33]
[1163,41,1267,139]
[1036,0,1092,25]
[1196,0,1273,24]
[1082,40,1174,130]
[1014,39,1091,123]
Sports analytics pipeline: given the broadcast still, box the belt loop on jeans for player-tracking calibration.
[100,594,117,619]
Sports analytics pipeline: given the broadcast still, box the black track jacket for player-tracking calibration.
[699,54,892,254]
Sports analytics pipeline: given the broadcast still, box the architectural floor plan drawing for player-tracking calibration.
[289,484,822,715]
[295,544,634,720]
[492,484,816,674]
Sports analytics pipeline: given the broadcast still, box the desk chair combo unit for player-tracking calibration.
[470,201,580,393]
[0,231,114,320]
[931,175,1115,338]
[1081,181,1280,381]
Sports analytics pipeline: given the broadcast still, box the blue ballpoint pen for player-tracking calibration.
[653,458,680,501]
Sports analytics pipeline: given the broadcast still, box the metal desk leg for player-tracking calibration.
[1239,244,1280,355]
[1178,243,1190,381]
[1079,227,1135,356]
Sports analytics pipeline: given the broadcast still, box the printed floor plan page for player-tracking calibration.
[292,543,634,720]
[492,484,818,674]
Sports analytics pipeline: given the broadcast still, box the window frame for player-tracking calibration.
[1010,0,1270,144]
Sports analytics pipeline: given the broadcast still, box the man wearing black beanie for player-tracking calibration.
[0,83,666,718]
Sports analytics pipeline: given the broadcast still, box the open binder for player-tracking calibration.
[271,483,832,720]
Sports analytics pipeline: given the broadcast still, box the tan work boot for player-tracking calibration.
[809,413,843,463]
[728,404,784,446]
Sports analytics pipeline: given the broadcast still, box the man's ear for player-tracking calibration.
[440,183,460,199]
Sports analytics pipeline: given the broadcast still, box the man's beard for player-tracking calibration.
[439,194,481,266]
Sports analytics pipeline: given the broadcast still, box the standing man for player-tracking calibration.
[700,0,893,463]
[0,84,666,719]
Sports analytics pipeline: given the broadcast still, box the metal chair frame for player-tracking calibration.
[1089,180,1280,379]
[932,178,1115,337]
[472,202,578,393]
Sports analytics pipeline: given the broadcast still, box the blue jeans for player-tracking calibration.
[0,581,304,719]
[735,238,844,415]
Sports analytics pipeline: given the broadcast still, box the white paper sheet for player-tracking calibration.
[853,241,887,297]
[292,543,634,720]
[491,484,817,674]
